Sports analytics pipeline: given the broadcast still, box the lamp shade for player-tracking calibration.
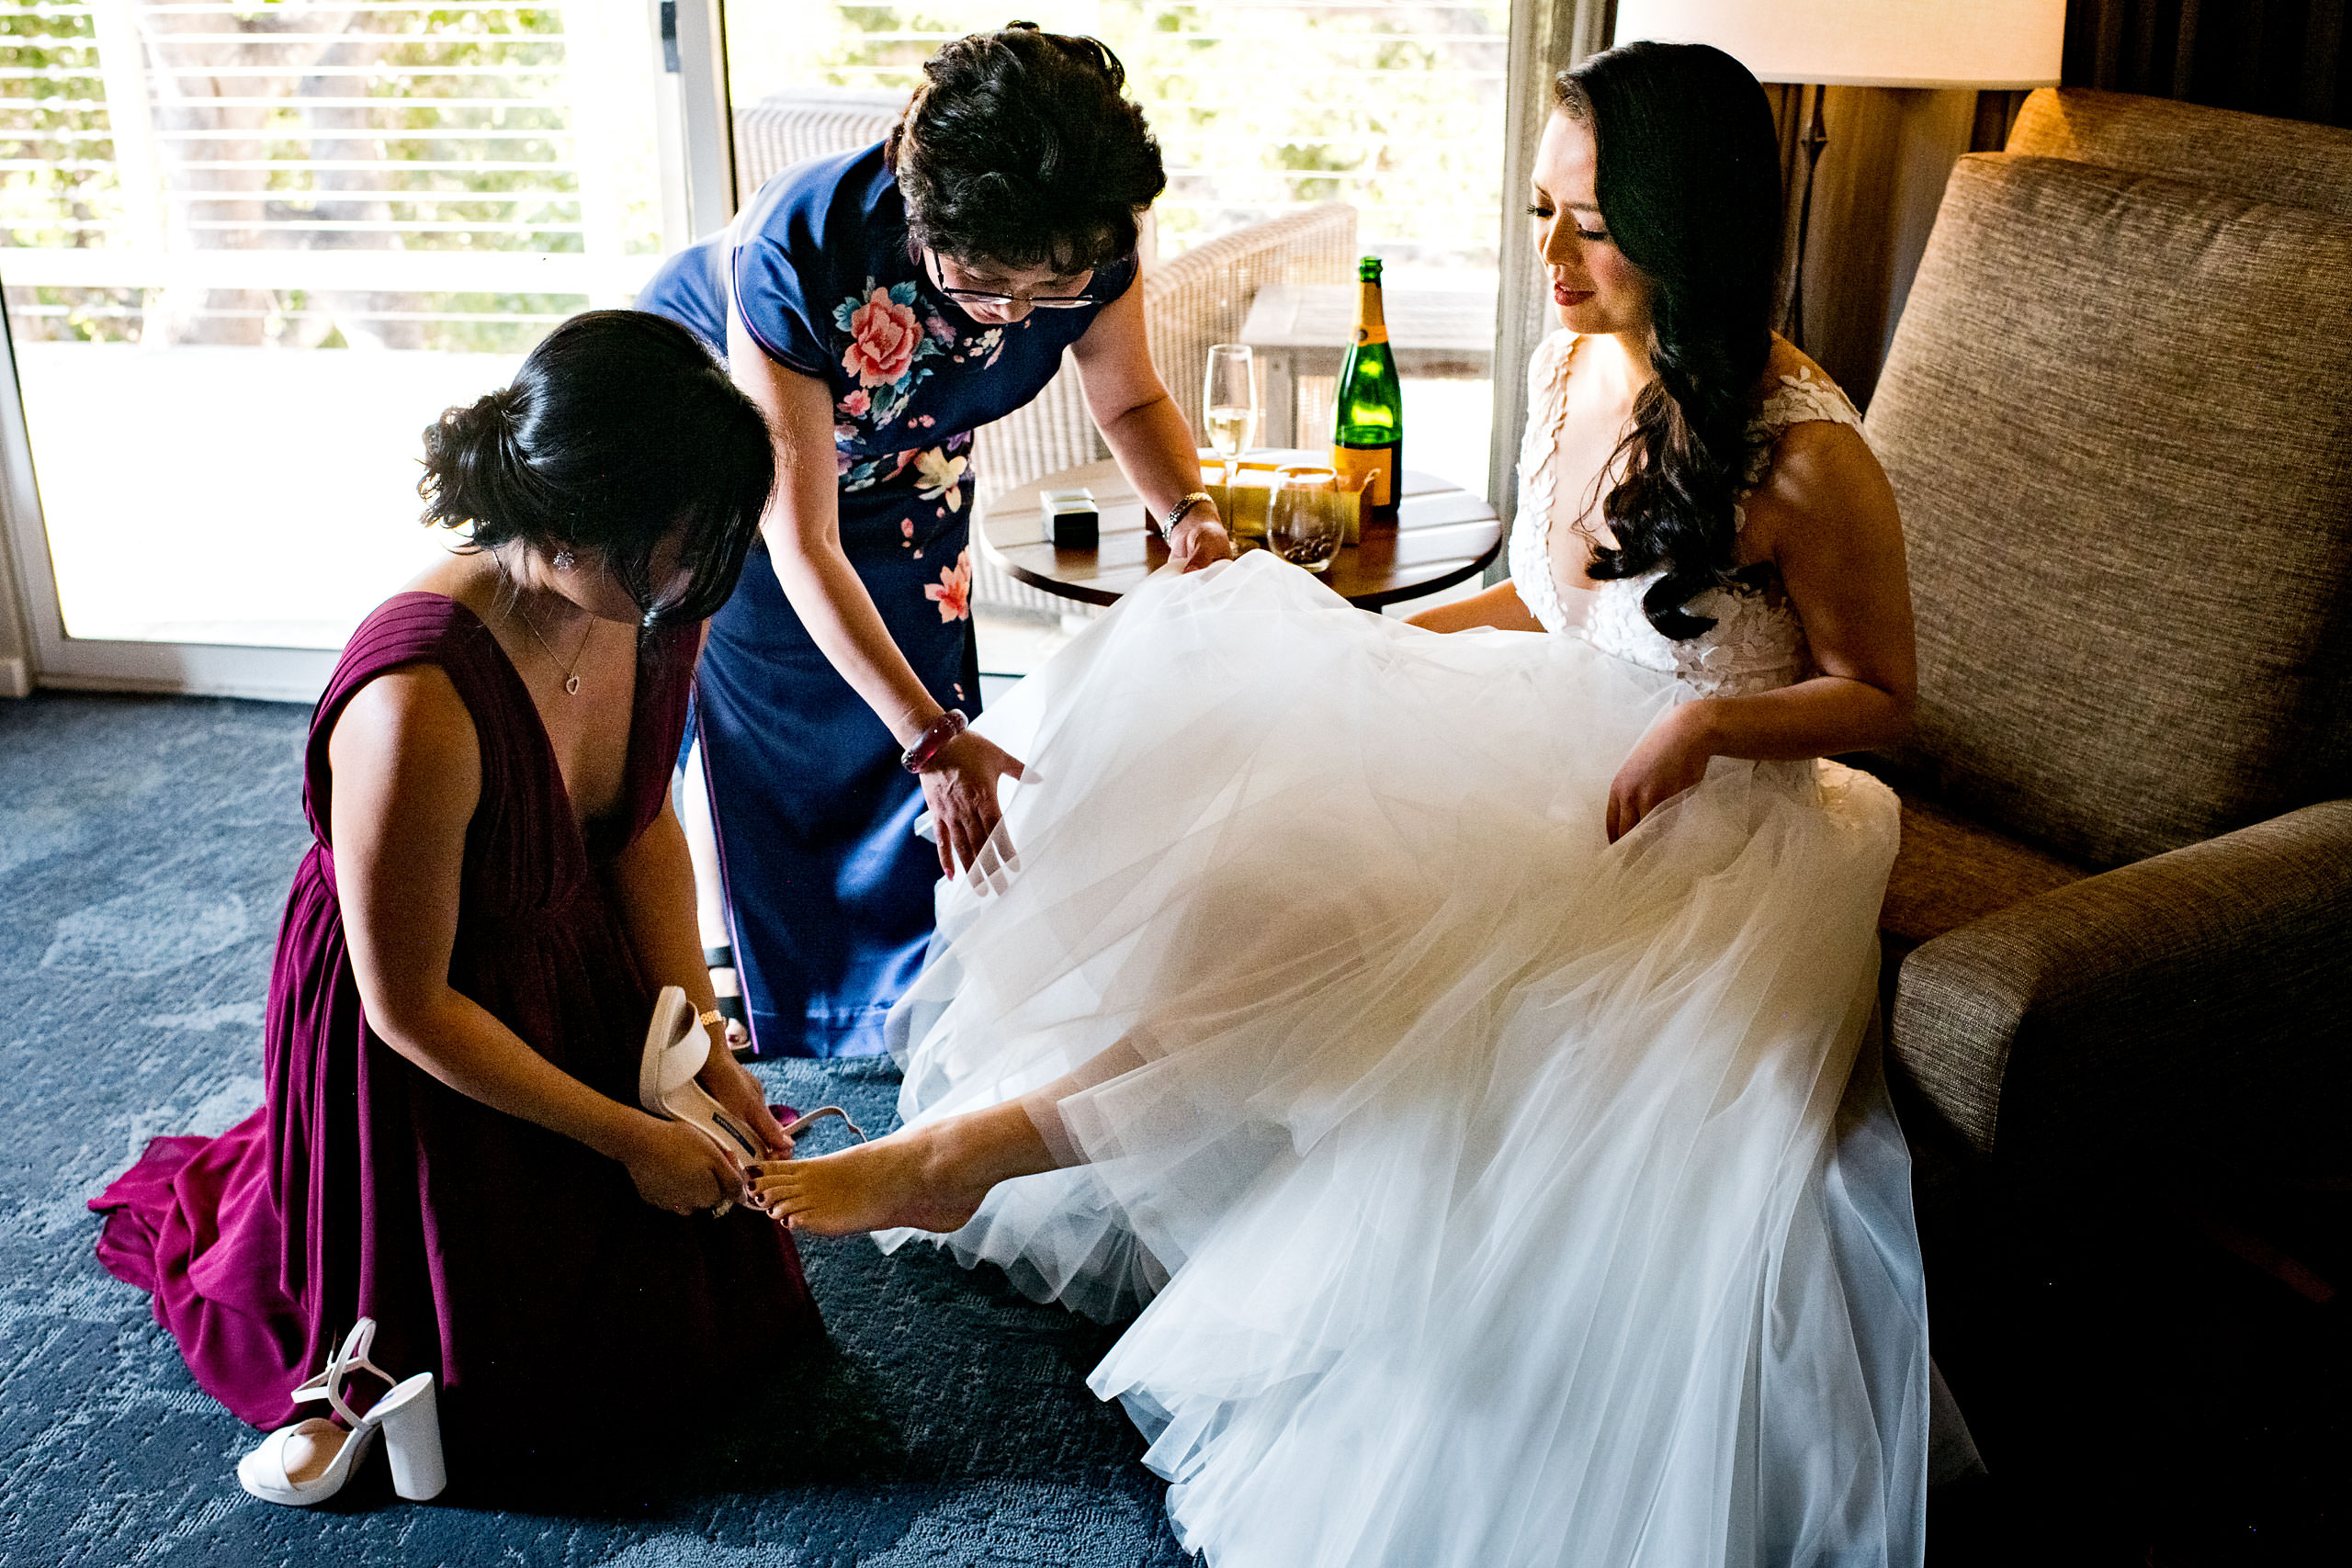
[1611,0,2065,89]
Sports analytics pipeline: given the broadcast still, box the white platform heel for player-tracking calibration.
[236,1318,447,1506]
[374,1372,446,1502]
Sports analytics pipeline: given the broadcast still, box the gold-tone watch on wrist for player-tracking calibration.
[1160,491,1213,539]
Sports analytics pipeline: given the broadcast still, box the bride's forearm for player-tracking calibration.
[1407,581,1544,633]
[1680,676,1912,762]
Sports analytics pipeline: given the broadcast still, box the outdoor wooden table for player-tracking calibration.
[1239,283,1497,445]
[978,454,1503,612]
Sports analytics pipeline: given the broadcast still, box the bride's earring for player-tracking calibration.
[552,547,576,571]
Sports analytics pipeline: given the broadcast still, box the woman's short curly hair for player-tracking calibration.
[887,22,1166,275]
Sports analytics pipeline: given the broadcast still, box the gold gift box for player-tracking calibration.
[1203,466,1370,547]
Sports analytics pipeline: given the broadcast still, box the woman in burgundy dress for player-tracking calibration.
[90,310,820,1483]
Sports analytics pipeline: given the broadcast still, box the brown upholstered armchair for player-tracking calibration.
[1862,87,2352,1190]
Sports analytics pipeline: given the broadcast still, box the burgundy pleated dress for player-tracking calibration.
[91,592,821,1461]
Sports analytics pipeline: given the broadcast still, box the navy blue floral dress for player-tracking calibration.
[639,143,1133,1056]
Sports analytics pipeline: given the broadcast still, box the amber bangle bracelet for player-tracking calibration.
[899,708,968,773]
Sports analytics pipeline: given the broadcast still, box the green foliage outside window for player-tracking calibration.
[728,2,1510,271]
[0,1,641,349]
[0,1,1506,351]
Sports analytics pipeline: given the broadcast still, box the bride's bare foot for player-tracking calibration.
[744,1102,1053,1236]
[741,1129,975,1235]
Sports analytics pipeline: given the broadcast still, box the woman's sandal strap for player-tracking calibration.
[704,943,736,970]
[778,1105,868,1143]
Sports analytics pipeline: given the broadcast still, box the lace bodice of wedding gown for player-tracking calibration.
[1508,330,1865,699]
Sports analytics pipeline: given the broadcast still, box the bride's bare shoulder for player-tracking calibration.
[1750,333,1864,460]
[1759,333,1824,387]
[1741,337,1893,560]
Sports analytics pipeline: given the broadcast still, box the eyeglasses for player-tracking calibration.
[922,248,1097,310]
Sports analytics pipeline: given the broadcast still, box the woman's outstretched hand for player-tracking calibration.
[920,727,1026,882]
[620,1117,745,1215]
[1607,703,1716,843]
[1167,513,1234,571]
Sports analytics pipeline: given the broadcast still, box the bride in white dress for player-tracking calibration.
[752,40,1933,1567]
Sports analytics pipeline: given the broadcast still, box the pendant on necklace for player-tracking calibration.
[563,675,580,695]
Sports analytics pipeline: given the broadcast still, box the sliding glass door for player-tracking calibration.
[0,0,723,697]
[0,0,1535,697]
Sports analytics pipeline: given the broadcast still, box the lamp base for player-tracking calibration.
[1785,84,1830,351]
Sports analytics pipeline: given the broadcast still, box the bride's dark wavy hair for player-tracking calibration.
[1558,42,1784,639]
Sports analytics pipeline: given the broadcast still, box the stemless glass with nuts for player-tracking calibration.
[1203,344,1258,470]
[1269,466,1342,573]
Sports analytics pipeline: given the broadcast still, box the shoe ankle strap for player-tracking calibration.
[291,1319,394,1427]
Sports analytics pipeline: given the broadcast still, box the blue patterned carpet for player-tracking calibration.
[0,693,1189,1568]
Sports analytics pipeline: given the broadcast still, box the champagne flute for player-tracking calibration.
[1204,344,1258,468]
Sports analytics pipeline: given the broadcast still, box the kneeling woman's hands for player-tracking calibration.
[620,1049,796,1216]
[700,1047,796,1157]
[1608,702,1716,843]
[622,1118,748,1216]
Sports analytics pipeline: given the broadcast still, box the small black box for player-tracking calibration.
[1044,488,1100,550]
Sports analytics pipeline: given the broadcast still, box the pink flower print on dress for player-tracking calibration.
[838,389,871,418]
[925,549,972,623]
[926,315,956,344]
[901,518,915,537]
[842,288,922,388]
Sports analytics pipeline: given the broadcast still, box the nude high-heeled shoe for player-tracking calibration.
[640,985,766,1164]
[639,987,867,1216]
[236,1318,447,1506]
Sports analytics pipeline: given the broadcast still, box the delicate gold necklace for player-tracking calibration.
[510,589,593,695]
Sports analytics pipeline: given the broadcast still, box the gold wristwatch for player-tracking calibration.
[1160,491,1213,538]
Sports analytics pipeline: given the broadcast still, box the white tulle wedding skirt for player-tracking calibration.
[881,552,1928,1568]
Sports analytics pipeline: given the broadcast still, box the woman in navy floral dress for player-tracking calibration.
[641,26,1229,1056]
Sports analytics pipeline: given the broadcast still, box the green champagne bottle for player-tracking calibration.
[1331,255,1403,529]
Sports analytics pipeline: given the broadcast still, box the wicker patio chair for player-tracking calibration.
[729,88,1359,617]
[730,86,907,209]
[959,202,1357,615]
